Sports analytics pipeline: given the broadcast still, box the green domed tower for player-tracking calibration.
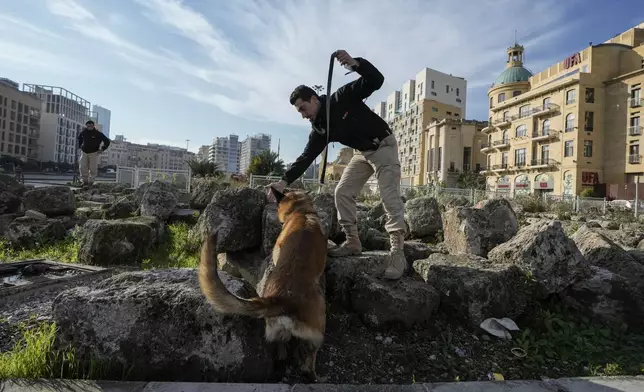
[488,43,532,110]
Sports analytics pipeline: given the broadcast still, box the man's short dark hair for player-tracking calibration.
[289,85,318,105]
[86,120,95,125]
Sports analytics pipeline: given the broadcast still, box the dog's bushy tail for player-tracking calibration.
[198,232,286,318]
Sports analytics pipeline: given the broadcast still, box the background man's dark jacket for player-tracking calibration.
[77,128,111,154]
[282,57,392,185]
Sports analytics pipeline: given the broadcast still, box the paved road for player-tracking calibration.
[3,377,644,391]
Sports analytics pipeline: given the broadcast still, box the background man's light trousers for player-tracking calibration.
[334,135,406,234]
[79,151,100,185]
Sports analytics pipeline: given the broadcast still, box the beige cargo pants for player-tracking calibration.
[79,151,100,185]
[334,134,406,234]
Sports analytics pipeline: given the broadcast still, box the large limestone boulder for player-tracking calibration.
[5,216,67,249]
[140,180,179,221]
[23,186,76,217]
[571,225,644,292]
[488,220,586,296]
[351,273,440,328]
[312,193,338,239]
[0,189,21,214]
[77,218,158,266]
[325,252,390,306]
[217,248,268,287]
[103,195,137,219]
[194,188,267,253]
[563,266,644,328]
[52,269,272,382]
[404,196,442,238]
[442,198,518,257]
[261,204,281,257]
[190,178,229,210]
[0,212,23,236]
[414,253,530,326]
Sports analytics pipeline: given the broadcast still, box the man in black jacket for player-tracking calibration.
[77,120,110,186]
[266,50,407,280]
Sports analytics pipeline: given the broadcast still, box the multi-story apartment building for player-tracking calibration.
[425,119,488,187]
[0,78,41,161]
[209,134,240,173]
[92,105,111,138]
[100,136,193,171]
[482,22,644,196]
[239,133,271,174]
[197,145,210,162]
[373,68,468,185]
[22,84,91,164]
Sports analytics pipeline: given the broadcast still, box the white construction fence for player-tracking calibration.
[249,174,644,217]
[116,166,191,192]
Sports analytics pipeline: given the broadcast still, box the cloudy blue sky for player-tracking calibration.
[1,0,642,164]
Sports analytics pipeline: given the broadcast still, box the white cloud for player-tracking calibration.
[132,0,581,123]
[34,0,582,125]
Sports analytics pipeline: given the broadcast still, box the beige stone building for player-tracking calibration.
[483,22,644,196]
[100,136,194,171]
[0,78,41,161]
[425,119,488,187]
[319,147,354,181]
[390,99,462,185]
[374,67,467,186]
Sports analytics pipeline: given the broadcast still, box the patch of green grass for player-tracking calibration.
[516,303,644,377]
[142,222,201,269]
[0,318,115,380]
[0,236,79,264]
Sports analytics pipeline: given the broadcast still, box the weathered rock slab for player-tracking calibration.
[23,186,76,217]
[488,220,586,296]
[414,253,530,326]
[52,269,273,382]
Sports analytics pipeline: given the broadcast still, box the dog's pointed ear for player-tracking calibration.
[270,186,286,203]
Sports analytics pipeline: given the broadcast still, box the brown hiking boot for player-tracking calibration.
[328,225,362,257]
[383,231,406,280]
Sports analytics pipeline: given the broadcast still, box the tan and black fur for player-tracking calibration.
[198,187,328,382]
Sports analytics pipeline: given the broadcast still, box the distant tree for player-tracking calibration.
[187,159,224,177]
[246,150,285,176]
[456,171,486,190]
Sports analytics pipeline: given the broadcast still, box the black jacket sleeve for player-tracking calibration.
[101,133,111,150]
[333,57,385,104]
[282,130,327,185]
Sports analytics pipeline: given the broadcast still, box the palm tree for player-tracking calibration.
[186,159,224,177]
[246,150,285,176]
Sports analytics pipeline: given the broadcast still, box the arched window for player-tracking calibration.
[503,111,510,121]
[565,114,575,132]
[543,97,552,109]
[519,105,531,118]
[542,119,550,136]
[516,124,527,137]
[502,130,508,143]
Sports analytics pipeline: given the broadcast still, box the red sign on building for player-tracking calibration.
[564,53,582,69]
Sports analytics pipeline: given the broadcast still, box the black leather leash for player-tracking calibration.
[319,51,355,185]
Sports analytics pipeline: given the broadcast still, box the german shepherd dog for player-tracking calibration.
[198,187,328,382]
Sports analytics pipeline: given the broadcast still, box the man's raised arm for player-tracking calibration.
[333,54,385,103]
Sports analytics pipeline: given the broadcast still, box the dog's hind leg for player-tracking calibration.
[299,339,321,383]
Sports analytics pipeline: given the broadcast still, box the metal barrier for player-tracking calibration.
[116,166,192,192]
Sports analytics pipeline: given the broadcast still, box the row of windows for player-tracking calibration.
[490,87,595,109]
[0,131,28,145]
[0,143,27,156]
[487,139,594,165]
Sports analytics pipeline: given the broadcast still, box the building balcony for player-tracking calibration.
[493,117,511,127]
[531,128,558,141]
[30,109,40,118]
[481,143,494,152]
[629,126,643,136]
[529,158,559,168]
[492,163,509,172]
[493,139,510,149]
[629,98,643,108]
[513,162,528,170]
[511,103,560,121]
[629,154,641,164]
[29,128,39,139]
